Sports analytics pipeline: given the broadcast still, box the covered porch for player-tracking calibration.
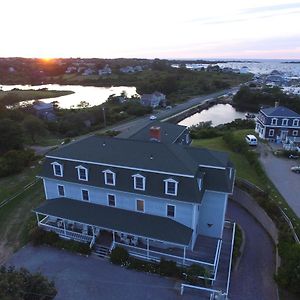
[34,198,221,275]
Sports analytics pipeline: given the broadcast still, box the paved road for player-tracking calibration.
[259,143,300,217]
[227,200,278,300]
[7,246,208,300]
[116,86,240,138]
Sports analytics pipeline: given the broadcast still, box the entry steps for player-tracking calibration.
[93,244,110,259]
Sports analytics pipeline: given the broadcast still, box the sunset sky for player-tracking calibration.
[1,0,300,59]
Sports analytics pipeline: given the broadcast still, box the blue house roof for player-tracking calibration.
[261,106,300,118]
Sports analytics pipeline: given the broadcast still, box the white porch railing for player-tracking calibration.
[114,241,214,269]
[39,222,93,243]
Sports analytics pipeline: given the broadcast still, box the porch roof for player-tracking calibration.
[34,198,193,246]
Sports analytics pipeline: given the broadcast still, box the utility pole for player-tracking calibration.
[102,107,106,128]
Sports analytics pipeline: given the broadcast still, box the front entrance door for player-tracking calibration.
[280,130,288,141]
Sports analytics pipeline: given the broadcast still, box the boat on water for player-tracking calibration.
[245,112,256,119]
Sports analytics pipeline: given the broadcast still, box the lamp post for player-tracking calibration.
[102,107,106,128]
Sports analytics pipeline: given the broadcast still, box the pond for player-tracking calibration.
[178,103,247,127]
[0,84,137,109]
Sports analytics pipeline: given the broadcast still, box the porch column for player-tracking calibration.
[112,231,115,248]
[63,219,67,236]
[147,239,150,259]
[183,246,186,265]
[92,226,95,236]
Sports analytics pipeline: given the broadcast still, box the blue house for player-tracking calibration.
[255,105,300,142]
[34,123,235,276]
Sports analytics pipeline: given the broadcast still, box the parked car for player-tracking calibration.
[149,115,157,120]
[245,134,257,146]
[289,154,299,159]
[291,166,300,173]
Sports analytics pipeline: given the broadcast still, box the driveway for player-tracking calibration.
[259,143,300,217]
[7,246,206,300]
[227,200,278,300]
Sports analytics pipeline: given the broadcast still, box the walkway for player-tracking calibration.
[227,200,278,300]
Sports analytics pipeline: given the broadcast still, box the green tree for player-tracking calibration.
[0,118,24,154]
[0,266,57,300]
[23,116,46,143]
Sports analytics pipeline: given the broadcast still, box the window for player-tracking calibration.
[293,130,298,136]
[107,194,116,206]
[51,162,63,177]
[132,174,145,190]
[136,199,144,212]
[76,166,88,181]
[293,119,299,127]
[282,119,288,126]
[103,170,115,186]
[81,189,89,201]
[164,179,178,196]
[269,129,274,137]
[57,185,65,197]
[271,118,277,125]
[167,204,175,217]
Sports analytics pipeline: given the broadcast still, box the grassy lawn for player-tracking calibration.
[0,165,44,263]
[0,89,74,104]
[192,129,262,187]
[193,130,300,236]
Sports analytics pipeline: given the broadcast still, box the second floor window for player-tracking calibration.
[293,119,299,127]
[108,194,116,206]
[58,185,65,197]
[136,199,145,212]
[282,119,288,126]
[167,204,175,217]
[103,170,115,186]
[82,189,89,201]
[164,179,178,196]
[76,166,88,181]
[271,118,277,125]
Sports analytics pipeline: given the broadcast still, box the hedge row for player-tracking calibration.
[30,227,91,255]
[110,246,209,285]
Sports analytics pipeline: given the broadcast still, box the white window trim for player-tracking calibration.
[102,169,116,186]
[166,204,176,218]
[132,174,146,191]
[164,178,178,196]
[271,118,277,125]
[293,119,299,127]
[57,184,65,197]
[51,162,63,177]
[282,119,288,126]
[269,129,275,137]
[136,199,145,212]
[76,165,88,181]
[292,130,298,136]
[81,189,89,201]
[107,193,116,207]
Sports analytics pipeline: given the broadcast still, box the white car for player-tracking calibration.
[149,115,157,120]
[245,134,257,146]
[291,166,300,174]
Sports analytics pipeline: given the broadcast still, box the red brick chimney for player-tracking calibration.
[149,126,161,142]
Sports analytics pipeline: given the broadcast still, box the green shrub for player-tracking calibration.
[110,247,129,265]
[159,259,180,277]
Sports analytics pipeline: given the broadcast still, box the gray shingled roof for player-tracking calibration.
[47,135,228,176]
[125,121,187,144]
[261,106,300,118]
[34,198,193,245]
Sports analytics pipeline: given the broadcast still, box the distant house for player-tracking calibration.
[140,91,166,108]
[265,75,285,86]
[240,66,250,74]
[65,66,77,74]
[134,65,143,72]
[82,68,95,76]
[255,104,300,142]
[33,101,56,121]
[120,66,135,73]
[98,65,112,76]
